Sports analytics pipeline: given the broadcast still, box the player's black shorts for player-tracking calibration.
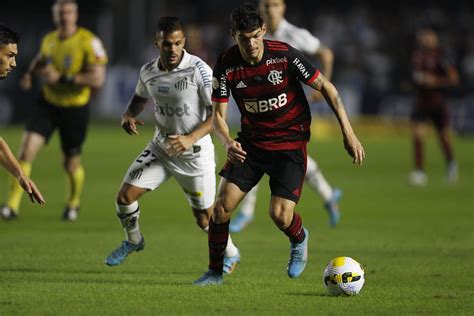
[26,95,90,156]
[219,139,307,203]
[411,103,449,131]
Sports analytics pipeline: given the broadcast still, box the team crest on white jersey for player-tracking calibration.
[175,77,188,91]
[268,70,283,85]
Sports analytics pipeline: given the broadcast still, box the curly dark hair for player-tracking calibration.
[230,3,264,33]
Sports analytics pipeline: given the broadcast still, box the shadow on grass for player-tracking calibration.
[286,291,333,297]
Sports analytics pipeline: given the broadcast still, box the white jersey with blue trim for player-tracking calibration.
[264,19,321,55]
[135,50,213,151]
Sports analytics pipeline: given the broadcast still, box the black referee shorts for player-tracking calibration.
[219,139,307,203]
[26,96,90,157]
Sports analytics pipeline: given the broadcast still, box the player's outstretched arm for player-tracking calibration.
[310,73,365,165]
[212,101,246,164]
[0,137,23,177]
[0,137,45,204]
[121,94,148,136]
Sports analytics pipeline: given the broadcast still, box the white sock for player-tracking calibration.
[202,225,239,257]
[225,234,239,257]
[239,185,259,217]
[305,156,333,202]
[116,201,142,244]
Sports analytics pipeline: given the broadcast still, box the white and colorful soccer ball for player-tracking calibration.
[323,257,365,296]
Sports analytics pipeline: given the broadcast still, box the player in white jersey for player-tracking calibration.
[229,0,341,232]
[104,17,240,273]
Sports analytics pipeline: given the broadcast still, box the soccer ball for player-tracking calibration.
[323,257,365,296]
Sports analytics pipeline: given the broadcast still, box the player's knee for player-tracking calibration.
[193,208,210,229]
[63,157,81,173]
[412,127,424,139]
[439,129,450,141]
[212,201,231,223]
[19,152,33,162]
[116,190,136,206]
[64,163,76,174]
[270,213,286,228]
[19,146,38,162]
[196,216,209,229]
[269,207,290,229]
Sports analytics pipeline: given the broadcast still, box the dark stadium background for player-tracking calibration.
[1,0,473,132]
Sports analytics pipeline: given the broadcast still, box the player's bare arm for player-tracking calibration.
[22,53,62,86]
[166,106,213,157]
[310,73,365,165]
[212,101,246,164]
[121,94,147,136]
[0,137,45,204]
[20,53,48,90]
[0,137,24,179]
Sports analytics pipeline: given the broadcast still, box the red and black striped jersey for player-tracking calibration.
[211,40,320,151]
[412,48,451,108]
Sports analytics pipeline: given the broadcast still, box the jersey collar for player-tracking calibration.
[155,49,190,72]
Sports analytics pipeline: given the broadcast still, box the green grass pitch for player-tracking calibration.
[0,123,473,314]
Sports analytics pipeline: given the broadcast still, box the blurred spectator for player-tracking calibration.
[0,0,472,130]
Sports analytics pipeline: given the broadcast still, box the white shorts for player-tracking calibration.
[123,140,216,210]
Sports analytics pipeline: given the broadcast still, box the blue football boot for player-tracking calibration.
[193,269,224,286]
[105,237,145,266]
[287,228,309,278]
[223,249,241,275]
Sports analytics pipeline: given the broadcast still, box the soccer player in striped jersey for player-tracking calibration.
[0,24,45,208]
[104,17,240,273]
[194,3,364,286]
[409,28,459,186]
[1,0,107,221]
[230,0,341,232]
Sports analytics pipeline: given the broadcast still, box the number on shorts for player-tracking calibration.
[136,149,157,167]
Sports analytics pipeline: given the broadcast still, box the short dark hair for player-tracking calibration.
[156,17,183,34]
[0,24,20,46]
[230,3,264,33]
[54,0,77,6]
